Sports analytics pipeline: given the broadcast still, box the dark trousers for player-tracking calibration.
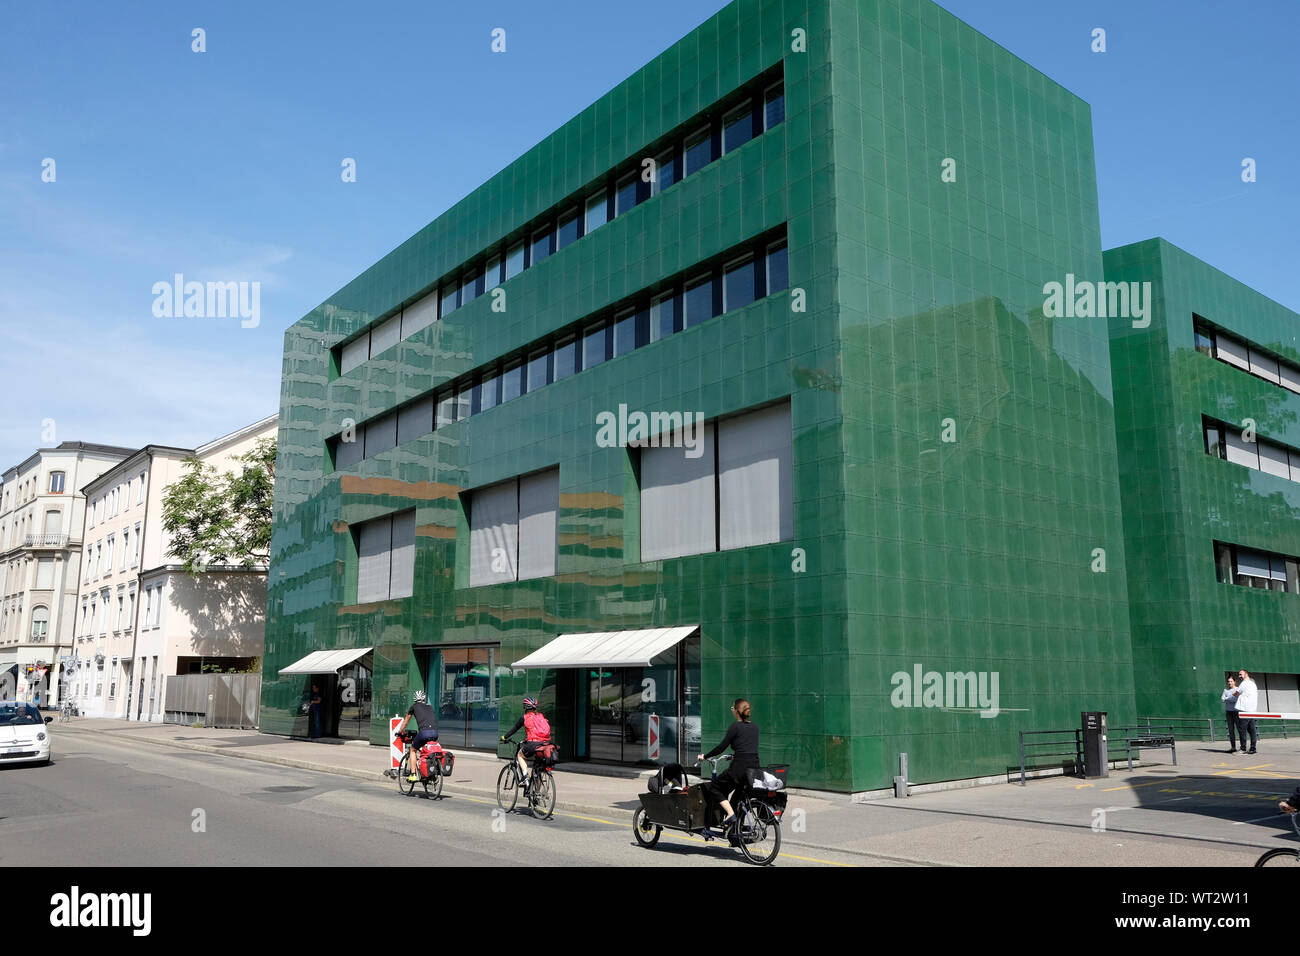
[1239,717,1258,751]
[1225,710,1241,749]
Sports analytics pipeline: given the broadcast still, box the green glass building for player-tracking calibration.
[264,0,1141,793]
[1106,238,1300,726]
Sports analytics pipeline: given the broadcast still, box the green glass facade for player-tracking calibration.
[265,0,1143,793]
[1106,238,1300,722]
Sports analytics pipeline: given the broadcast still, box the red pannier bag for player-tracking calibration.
[418,740,444,778]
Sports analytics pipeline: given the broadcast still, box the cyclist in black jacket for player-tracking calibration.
[400,690,439,782]
[698,698,759,828]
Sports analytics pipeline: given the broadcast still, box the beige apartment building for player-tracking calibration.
[75,414,276,720]
[0,442,135,706]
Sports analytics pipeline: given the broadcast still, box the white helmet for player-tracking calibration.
[413,690,428,704]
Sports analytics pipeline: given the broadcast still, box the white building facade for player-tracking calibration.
[76,415,276,721]
[0,442,135,706]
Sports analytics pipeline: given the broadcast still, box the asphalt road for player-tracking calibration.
[0,730,868,867]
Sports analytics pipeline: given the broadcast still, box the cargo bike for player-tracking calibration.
[632,755,787,865]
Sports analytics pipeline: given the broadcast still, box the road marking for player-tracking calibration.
[1213,763,1273,776]
[1101,779,1177,792]
[1233,813,1286,826]
[1075,783,1094,789]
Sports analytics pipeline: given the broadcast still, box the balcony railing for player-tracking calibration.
[23,534,68,549]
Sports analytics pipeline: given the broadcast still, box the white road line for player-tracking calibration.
[1233,813,1286,825]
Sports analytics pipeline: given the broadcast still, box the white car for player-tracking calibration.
[0,702,53,766]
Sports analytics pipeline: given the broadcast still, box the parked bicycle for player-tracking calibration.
[633,755,785,865]
[496,739,558,819]
[58,698,77,723]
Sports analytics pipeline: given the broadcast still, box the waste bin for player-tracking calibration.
[1081,711,1108,778]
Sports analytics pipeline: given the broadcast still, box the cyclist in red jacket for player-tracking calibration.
[501,697,551,785]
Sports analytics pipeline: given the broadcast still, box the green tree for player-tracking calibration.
[161,437,276,572]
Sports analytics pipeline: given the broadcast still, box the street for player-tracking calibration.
[0,729,864,867]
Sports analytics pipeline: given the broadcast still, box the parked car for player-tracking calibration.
[0,702,53,766]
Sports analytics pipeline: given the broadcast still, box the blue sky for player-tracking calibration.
[1,0,1295,474]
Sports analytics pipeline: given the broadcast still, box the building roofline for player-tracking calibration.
[3,443,137,482]
[194,413,278,458]
[78,444,197,496]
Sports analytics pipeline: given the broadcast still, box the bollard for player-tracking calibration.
[893,752,909,798]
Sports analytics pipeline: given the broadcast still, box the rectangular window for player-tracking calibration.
[723,104,755,154]
[397,398,434,444]
[468,479,519,587]
[767,241,789,294]
[340,335,370,374]
[389,511,416,600]
[137,474,145,504]
[484,253,503,292]
[1282,364,1300,395]
[685,127,712,175]
[335,431,364,469]
[355,511,416,604]
[583,322,608,370]
[1204,420,1225,459]
[1194,326,1215,356]
[363,412,398,458]
[557,211,580,250]
[505,241,525,280]
[517,469,559,581]
[530,227,553,267]
[553,336,576,382]
[1259,440,1292,479]
[526,348,550,394]
[1249,348,1281,385]
[613,310,636,357]
[684,275,715,328]
[1225,427,1259,469]
[435,391,456,430]
[369,314,402,357]
[479,369,501,412]
[640,424,717,561]
[1215,335,1250,370]
[764,82,785,129]
[440,283,459,318]
[120,530,129,571]
[49,472,65,494]
[650,293,678,343]
[723,256,757,312]
[653,148,677,194]
[501,360,524,404]
[35,558,53,590]
[718,403,794,549]
[615,174,638,217]
[585,191,608,233]
[133,524,141,565]
[461,269,482,306]
[454,384,472,422]
[401,292,439,339]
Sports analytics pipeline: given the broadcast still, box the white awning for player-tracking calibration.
[514,626,699,669]
[279,647,373,676]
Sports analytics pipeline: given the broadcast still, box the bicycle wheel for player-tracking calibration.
[736,799,781,865]
[531,770,556,819]
[427,763,444,799]
[496,763,519,812]
[1256,848,1300,866]
[632,806,662,847]
[398,753,416,796]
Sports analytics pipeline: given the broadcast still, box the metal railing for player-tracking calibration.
[24,533,68,549]
[1112,724,1177,770]
[1017,728,1082,786]
[1138,715,1295,741]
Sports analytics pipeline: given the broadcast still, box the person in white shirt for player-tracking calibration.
[1235,669,1259,754]
[1221,676,1242,753]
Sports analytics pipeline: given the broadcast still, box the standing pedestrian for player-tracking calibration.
[308,683,323,739]
[1236,669,1259,755]
[1222,675,1242,753]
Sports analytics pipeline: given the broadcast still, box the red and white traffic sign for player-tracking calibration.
[390,716,405,768]
[1238,712,1300,720]
[647,714,660,761]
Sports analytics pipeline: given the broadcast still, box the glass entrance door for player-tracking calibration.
[429,645,503,749]
[584,637,699,765]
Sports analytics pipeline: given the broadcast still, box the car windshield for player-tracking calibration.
[0,704,43,726]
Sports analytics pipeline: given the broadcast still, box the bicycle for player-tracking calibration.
[394,729,446,800]
[633,755,784,865]
[59,698,76,723]
[496,738,557,819]
[1256,808,1300,866]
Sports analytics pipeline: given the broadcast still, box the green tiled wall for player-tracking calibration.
[265,0,1140,793]
[1106,238,1300,721]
